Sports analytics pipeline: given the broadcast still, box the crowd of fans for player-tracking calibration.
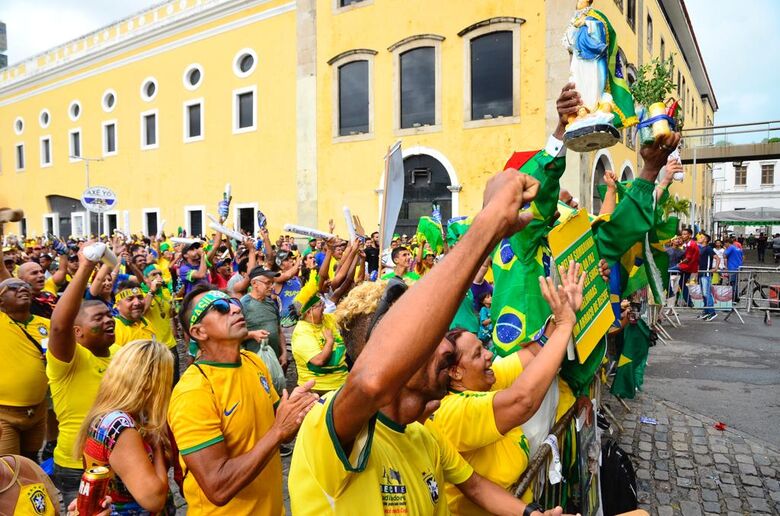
[0,83,686,515]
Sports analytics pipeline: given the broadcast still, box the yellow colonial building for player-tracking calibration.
[0,0,716,239]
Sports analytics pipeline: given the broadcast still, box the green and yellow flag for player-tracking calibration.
[415,216,444,255]
[610,319,651,399]
[587,8,638,129]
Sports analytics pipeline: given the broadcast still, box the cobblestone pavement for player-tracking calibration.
[608,391,780,515]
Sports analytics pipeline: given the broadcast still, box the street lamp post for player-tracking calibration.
[69,155,103,235]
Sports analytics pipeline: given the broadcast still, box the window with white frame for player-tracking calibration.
[183,99,204,142]
[43,213,59,237]
[232,86,257,134]
[69,100,81,121]
[734,165,747,186]
[69,128,82,161]
[103,212,118,235]
[390,35,445,135]
[40,137,52,167]
[185,206,205,237]
[233,49,257,78]
[141,77,158,102]
[143,209,160,237]
[14,117,24,135]
[102,89,117,112]
[15,143,25,171]
[183,64,203,91]
[761,164,775,185]
[40,109,51,129]
[461,19,523,126]
[141,110,158,149]
[103,120,117,156]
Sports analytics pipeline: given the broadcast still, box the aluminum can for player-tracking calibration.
[76,466,111,515]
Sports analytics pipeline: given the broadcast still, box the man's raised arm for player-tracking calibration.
[332,170,540,448]
[49,251,99,363]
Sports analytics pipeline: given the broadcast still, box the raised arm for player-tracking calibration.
[51,248,69,286]
[0,244,11,281]
[89,263,114,298]
[492,263,582,433]
[599,170,618,216]
[332,170,540,449]
[188,249,210,280]
[49,251,99,363]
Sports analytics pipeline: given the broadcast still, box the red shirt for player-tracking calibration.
[678,239,700,273]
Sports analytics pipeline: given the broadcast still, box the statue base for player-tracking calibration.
[563,123,620,152]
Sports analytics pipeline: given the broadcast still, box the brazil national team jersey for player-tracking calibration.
[426,352,533,515]
[168,352,281,515]
[289,390,474,515]
[0,312,49,406]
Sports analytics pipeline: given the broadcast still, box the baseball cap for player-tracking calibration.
[183,241,202,253]
[248,267,280,281]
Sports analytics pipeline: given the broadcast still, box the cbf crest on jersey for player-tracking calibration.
[422,471,439,504]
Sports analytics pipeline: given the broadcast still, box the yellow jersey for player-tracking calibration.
[157,258,173,287]
[110,316,156,353]
[46,344,111,469]
[289,390,474,515]
[144,289,176,349]
[0,312,49,406]
[291,314,348,392]
[43,274,71,295]
[427,353,532,515]
[168,352,281,515]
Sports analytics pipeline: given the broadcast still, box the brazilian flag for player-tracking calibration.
[610,319,651,398]
[416,216,444,254]
[490,149,565,357]
[445,216,473,247]
[586,8,638,129]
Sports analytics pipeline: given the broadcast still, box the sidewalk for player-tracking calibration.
[608,391,780,515]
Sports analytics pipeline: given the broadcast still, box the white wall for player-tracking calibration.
[713,160,780,234]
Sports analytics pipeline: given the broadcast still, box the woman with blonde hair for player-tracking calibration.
[75,339,173,515]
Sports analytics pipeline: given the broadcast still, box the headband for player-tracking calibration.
[116,287,144,301]
[189,290,231,328]
[143,264,161,277]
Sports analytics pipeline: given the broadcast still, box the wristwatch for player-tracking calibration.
[523,502,544,516]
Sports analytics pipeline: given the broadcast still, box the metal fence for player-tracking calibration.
[663,266,780,324]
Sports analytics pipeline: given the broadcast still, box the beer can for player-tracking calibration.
[76,466,111,515]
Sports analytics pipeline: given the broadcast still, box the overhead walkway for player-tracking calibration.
[679,120,780,164]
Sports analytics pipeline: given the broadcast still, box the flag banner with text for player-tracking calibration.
[548,209,615,364]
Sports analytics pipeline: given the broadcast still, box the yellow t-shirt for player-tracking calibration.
[144,290,176,349]
[289,390,474,515]
[427,353,532,515]
[43,274,71,295]
[168,352,281,515]
[291,314,348,392]
[157,258,173,286]
[46,344,111,469]
[110,316,156,354]
[0,312,49,406]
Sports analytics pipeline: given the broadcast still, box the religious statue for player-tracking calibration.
[562,0,638,152]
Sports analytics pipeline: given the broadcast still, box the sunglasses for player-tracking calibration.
[190,297,242,328]
[0,281,31,295]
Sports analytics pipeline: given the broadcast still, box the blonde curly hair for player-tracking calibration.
[334,280,387,332]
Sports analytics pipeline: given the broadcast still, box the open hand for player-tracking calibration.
[272,380,319,442]
[559,261,586,312]
[539,274,577,328]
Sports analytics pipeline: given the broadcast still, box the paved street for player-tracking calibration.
[608,308,780,515]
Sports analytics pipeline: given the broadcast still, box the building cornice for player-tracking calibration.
[0,0,293,102]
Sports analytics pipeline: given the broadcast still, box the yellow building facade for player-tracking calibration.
[0,0,716,239]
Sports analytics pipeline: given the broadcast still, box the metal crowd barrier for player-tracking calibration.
[663,266,780,325]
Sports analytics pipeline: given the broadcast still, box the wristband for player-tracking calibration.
[523,502,543,516]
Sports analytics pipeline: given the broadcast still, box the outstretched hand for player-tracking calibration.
[559,261,586,312]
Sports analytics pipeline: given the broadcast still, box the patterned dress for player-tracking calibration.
[82,411,160,515]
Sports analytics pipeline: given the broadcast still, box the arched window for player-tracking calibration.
[459,18,524,127]
[389,35,444,134]
[329,49,376,140]
[592,152,614,213]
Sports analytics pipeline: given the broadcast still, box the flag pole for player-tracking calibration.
[378,144,392,264]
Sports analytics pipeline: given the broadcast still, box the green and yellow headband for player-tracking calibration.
[189,290,231,328]
[116,287,144,301]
